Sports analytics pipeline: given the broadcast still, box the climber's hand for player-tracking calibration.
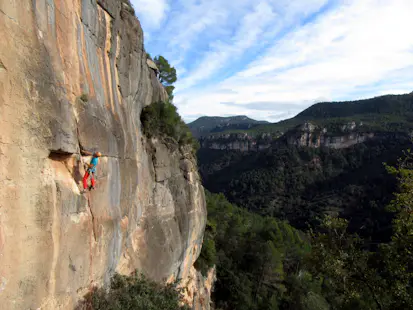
[81,150,92,156]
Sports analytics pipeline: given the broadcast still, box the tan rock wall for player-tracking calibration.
[0,1,207,309]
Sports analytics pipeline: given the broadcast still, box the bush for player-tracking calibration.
[80,93,88,102]
[141,101,199,152]
[194,226,217,275]
[194,191,312,309]
[76,272,189,310]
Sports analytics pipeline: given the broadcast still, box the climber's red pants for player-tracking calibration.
[83,170,95,189]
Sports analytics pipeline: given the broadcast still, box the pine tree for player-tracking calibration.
[154,55,177,87]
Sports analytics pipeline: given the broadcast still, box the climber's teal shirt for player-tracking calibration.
[88,156,99,173]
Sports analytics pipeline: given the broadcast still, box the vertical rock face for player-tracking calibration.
[198,122,408,152]
[285,122,377,149]
[0,1,207,309]
[181,267,216,310]
[200,133,273,152]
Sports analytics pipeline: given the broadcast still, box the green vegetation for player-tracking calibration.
[213,118,300,137]
[154,56,177,87]
[80,93,89,103]
[198,137,412,241]
[141,55,198,151]
[141,100,199,152]
[76,272,189,310]
[194,93,413,309]
[216,112,413,137]
[196,192,316,310]
[154,55,177,101]
[146,54,177,101]
[188,115,268,138]
[298,94,413,119]
[196,93,413,137]
[307,151,413,309]
[198,149,413,309]
[165,85,175,102]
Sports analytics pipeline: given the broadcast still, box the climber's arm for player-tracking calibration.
[79,149,95,170]
[80,149,93,156]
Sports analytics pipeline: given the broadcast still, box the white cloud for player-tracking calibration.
[174,0,330,92]
[175,1,276,91]
[131,0,169,29]
[156,0,252,68]
[173,0,413,122]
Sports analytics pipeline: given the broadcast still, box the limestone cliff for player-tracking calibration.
[283,122,410,148]
[181,267,216,310]
[199,122,409,151]
[284,122,376,149]
[0,1,208,309]
[200,133,274,152]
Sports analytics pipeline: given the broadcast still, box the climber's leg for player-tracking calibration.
[90,173,96,189]
[83,171,90,189]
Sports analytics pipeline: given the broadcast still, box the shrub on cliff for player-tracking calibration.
[77,272,189,310]
[194,228,217,275]
[141,100,199,152]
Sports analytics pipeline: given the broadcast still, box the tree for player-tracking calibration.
[165,85,175,102]
[307,147,413,309]
[147,54,177,101]
[380,149,413,308]
[307,216,382,309]
[195,191,311,310]
[154,55,177,86]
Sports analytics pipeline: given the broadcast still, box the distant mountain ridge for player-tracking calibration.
[191,93,413,139]
[188,115,269,138]
[196,92,413,242]
[296,93,413,119]
[192,93,413,151]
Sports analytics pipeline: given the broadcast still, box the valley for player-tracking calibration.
[193,92,413,309]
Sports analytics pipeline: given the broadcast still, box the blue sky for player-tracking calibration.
[131,0,413,123]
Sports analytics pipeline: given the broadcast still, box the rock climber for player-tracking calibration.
[81,150,102,191]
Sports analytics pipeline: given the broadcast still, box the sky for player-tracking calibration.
[130,0,413,123]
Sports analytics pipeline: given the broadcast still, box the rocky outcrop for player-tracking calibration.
[285,122,376,149]
[287,131,376,148]
[200,133,274,152]
[188,115,268,138]
[180,267,216,310]
[199,122,409,151]
[0,1,208,309]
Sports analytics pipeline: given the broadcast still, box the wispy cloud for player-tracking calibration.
[131,0,169,29]
[175,1,276,91]
[135,0,413,122]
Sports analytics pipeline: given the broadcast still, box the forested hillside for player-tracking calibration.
[194,92,413,309]
[196,192,312,310]
[188,115,268,137]
[194,93,413,137]
[196,150,413,309]
[199,136,410,240]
